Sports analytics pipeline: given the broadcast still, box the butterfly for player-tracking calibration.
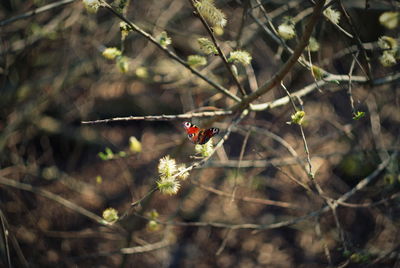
[183,122,219,145]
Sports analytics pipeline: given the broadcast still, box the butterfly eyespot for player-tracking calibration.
[212,128,219,134]
[183,122,192,128]
[188,134,194,138]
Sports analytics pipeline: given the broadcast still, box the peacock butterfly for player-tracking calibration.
[183,122,219,145]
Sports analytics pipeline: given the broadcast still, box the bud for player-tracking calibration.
[129,136,142,153]
[157,176,180,195]
[156,31,172,48]
[289,111,305,125]
[195,139,214,157]
[158,155,177,178]
[278,23,295,40]
[187,55,207,67]
[198,37,218,55]
[228,50,252,66]
[195,0,227,28]
[379,12,399,29]
[102,47,122,60]
[117,57,130,73]
[323,7,341,25]
[102,208,119,223]
[82,0,101,13]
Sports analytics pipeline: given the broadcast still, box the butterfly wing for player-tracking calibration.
[183,122,200,143]
[197,127,219,145]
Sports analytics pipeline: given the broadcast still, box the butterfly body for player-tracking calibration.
[183,122,219,145]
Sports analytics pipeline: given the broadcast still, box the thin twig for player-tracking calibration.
[235,0,249,48]
[298,125,313,177]
[231,0,327,111]
[231,129,251,202]
[251,72,400,111]
[71,230,175,259]
[0,176,122,231]
[249,9,308,69]
[338,0,373,81]
[188,0,247,96]
[130,188,158,207]
[332,152,397,209]
[273,165,313,193]
[99,0,242,103]
[315,217,332,266]
[203,158,302,168]
[0,210,12,268]
[191,180,299,209]
[171,109,250,179]
[328,199,348,250]
[337,192,400,208]
[130,155,396,233]
[81,110,233,124]
[367,95,390,161]
[0,0,76,27]
[347,51,359,114]
[216,229,233,256]
[280,82,314,178]
[116,110,250,225]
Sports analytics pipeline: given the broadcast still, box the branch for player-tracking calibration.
[99,0,241,103]
[338,0,373,81]
[169,109,249,180]
[251,72,400,111]
[191,180,300,209]
[147,152,397,232]
[71,230,174,259]
[0,176,121,231]
[81,110,233,124]
[0,0,76,27]
[231,0,327,111]
[188,0,247,96]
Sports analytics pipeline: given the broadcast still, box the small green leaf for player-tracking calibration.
[290,111,305,125]
[105,147,113,155]
[352,111,365,120]
[98,152,108,160]
[330,80,340,84]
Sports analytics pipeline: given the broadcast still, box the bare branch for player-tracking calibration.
[188,0,247,96]
[99,0,242,103]
[0,176,121,230]
[232,0,327,111]
[82,110,233,125]
[0,0,76,27]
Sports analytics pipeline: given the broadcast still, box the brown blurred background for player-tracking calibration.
[0,0,399,267]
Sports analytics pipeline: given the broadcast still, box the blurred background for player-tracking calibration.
[0,0,399,267]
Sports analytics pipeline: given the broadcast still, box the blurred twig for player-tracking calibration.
[347,51,359,115]
[191,180,300,209]
[0,176,122,231]
[0,209,12,268]
[338,0,373,81]
[170,152,397,232]
[0,0,76,27]
[70,228,175,259]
